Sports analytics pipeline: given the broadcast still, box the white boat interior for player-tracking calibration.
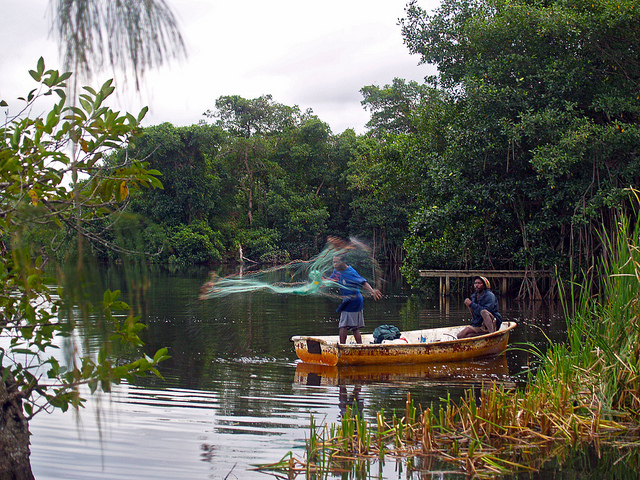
[310,322,511,346]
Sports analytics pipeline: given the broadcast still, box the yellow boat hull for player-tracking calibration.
[291,322,516,366]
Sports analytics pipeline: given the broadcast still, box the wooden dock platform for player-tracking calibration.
[419,269,553,298]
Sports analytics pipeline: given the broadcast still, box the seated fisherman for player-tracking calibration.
[457,276,503,339]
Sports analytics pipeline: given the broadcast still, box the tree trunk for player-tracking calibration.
[0,372,35,480]
[244,144,253,226]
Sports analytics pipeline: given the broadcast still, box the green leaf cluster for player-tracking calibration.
[1,58,168,417]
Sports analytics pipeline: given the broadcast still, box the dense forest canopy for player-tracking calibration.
[26,0,640,291]
[398,0,640,284]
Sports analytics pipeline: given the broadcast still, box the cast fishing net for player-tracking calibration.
[199,236,381,300]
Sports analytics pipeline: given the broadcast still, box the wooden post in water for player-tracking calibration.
[439,275,451,296]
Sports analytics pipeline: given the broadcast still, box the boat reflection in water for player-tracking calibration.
[295,354,511,388]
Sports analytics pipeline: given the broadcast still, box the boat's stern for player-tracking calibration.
[291,336,339,366]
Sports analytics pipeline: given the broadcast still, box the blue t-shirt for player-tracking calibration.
[329,266,367,313]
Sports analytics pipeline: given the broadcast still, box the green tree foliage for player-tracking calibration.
[118,83,453,266]
[201,96,337,260]
[355,80,455,263]
[360,78,432,136]
[0,60,168,478]
[104,122,226,265]
[127,122,224,226]
[263,117,335,256]
[324,130,360,235]
[123,96,343,264]
[167,221,224,266]
[398,0,640,283]
[204,95,305,229]
[346,135,414,263]
[207,94,302,138]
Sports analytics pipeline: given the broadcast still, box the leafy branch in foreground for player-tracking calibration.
[1,58,167,479]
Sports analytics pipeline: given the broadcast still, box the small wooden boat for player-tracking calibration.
[291,321,516,366]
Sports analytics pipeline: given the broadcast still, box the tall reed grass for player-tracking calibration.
[256,211,640,478]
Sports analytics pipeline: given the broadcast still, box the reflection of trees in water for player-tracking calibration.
[404,442,632,480]
[533,444,640,480]
[364,384,477,417]
[505,299,566,381]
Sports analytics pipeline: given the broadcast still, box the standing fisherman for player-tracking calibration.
[329,255,382,344]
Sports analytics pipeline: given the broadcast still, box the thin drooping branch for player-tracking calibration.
[51,0,187,88]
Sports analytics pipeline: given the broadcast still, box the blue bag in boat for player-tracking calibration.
[372,325,401,344]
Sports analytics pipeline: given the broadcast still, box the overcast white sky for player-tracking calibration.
[1,0,440,134]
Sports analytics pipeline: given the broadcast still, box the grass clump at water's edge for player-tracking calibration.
[255,212,640,478]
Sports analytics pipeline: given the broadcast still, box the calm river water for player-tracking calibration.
[28,266,585,479]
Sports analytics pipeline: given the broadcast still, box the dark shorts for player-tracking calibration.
[339,310,365,330]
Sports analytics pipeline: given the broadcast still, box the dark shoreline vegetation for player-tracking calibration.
[257,215,640,478]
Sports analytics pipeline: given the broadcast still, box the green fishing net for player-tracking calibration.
[199,237,381,300]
